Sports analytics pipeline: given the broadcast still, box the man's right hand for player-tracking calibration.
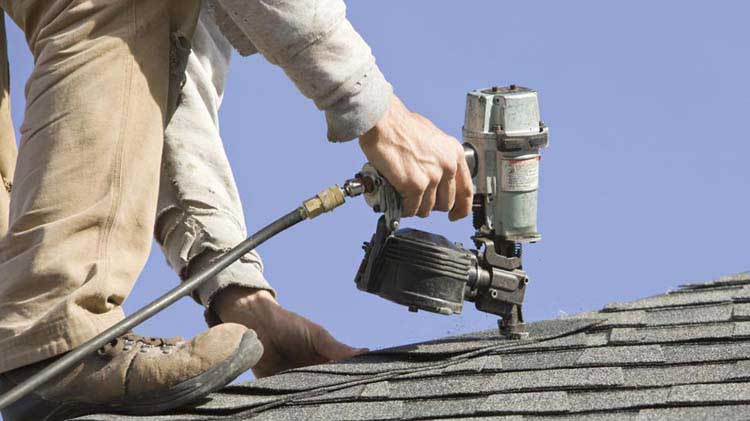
[359,94,473,221]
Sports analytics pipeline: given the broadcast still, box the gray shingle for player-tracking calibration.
[310,401,404,421]
[526,413,639,421]
[479,391,570,414]
[573,310,646,327]
[389,367,623,399]
[442,355,499,374]
[294,385,366,403]
[609,322,735,345]
[395,367,445,380]
[487,367,624,392]
[235,371,360,392]
[593,310,646,327]
[567,388,669,411]
[252,405,321,421]
[190,391,278,411]
[623,362,739,387]
[361,381,391,399]
[585,332,610,346]
[76,272,750,421]
[645,303,734,325]
[402,397,486,419]
[73,415,207,421]
[373,319,602,357]
[440,417,524,421]
[732,303,750,320]
[519,319,605,340]
[294,355,431,375]
[663,341,750,364]
[603,286,750,311]
[667,382,750,404]
[565,305,735,329]
[389,375,489,398]
[678,272,750,290]
[636,405,750,421]
[575,345,665,366]
[507,332,590,352]
[372,338,499,357]
[500,349,584,371]
[729,360,750,380]
[733,321,750,337]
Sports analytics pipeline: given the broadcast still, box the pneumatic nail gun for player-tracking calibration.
[346,85,549,338]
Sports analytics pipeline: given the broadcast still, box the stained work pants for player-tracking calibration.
[0,0,201,374]
[0,12,13,236]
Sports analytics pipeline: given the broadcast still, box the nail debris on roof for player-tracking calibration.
[75,271,750,420]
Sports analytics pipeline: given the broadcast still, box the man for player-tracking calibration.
[0,0,472,419]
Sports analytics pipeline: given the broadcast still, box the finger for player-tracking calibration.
[401,193,422,217]
[313,327,366,361]
[400,177,426,217]
[417,181,438,218]
[449,155,474,221]
[435,170,457,212]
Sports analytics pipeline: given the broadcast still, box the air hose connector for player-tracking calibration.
[302,185,347,219]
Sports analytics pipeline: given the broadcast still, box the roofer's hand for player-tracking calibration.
[359,94,473,220]
[212,286,368,378]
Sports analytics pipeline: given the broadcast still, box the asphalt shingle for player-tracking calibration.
[75,271,750,421]
[567,388,669,411]
[479,391,570,414]
[608,322,736,344]
[499,349,584,371]
[662,341,750,364]
[622,362,739,387]
[309,401,404,421]
[402,397,486,420]
[603,286,750,311]
[667,382,750,404]
[636,405,750,421]
[575,345,665,366]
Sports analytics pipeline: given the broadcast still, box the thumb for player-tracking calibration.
[312,327,368,362]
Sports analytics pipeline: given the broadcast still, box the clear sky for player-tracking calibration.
[3,1,750,385]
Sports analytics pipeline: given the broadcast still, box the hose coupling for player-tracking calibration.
[303,185,346,219]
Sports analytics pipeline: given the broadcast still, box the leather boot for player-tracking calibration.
[0,323,262,420]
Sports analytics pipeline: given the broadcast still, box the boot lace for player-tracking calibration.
[98,333,183,357]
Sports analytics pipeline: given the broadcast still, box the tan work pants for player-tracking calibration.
[0,12,14,236]
[0,0,200,374]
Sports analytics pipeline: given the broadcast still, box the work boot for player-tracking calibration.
[0,323,262,421]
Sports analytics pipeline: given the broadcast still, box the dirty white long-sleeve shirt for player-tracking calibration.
[158,1,392,308]
[210,0,393,141]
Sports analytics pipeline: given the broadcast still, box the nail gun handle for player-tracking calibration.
[358,163,402,232]
[359,144,476,232]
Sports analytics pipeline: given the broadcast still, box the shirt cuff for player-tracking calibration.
[182,248,276,309]
[325,64,393,142]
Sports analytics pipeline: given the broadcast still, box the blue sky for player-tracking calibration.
[4,1,750,384]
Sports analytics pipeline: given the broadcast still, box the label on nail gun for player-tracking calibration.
[500,157,539,192]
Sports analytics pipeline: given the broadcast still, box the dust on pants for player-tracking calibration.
[0,0,199,374]
[0,12,15,236]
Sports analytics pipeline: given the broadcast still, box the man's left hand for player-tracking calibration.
[211,286,367,378]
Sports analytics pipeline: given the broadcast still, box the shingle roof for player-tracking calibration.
[76,272,750,420]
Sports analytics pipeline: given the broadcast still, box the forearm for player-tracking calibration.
[211,0,393,141]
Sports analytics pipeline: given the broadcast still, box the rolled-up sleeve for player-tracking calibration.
[213,0,393,141]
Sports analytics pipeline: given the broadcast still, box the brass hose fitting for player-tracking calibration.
[302,185,346,219]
